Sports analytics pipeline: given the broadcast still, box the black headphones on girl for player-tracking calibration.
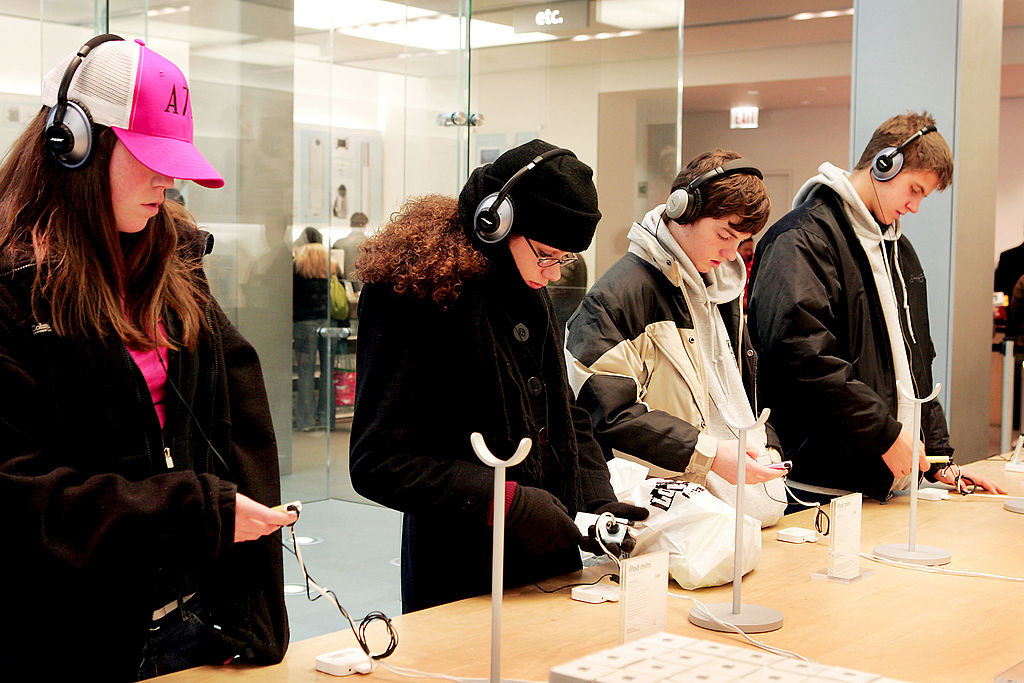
[44,33,125,169]
[870,124,937,182]
[664,159,763,224]
[472,147,573,244]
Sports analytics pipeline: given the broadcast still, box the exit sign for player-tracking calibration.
[730,106,759,129]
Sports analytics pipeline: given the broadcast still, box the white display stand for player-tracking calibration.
[872,382,952,566]
[468,432,535,683]
[688,409,784,634]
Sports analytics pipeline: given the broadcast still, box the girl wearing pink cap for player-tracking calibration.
[0,35,292,680]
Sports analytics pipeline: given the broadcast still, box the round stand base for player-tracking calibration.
[688,602,783,633]
[872,543,951,565]
[1004,498,1024,514]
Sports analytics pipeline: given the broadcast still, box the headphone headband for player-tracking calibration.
[473,147,573,245]
[665,158,763,223]
[45,34,124,168]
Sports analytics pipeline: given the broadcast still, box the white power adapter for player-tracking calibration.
[316,648,376,676]
[571,584,620,603]
[776,527,818,543]
[917,487,951,501]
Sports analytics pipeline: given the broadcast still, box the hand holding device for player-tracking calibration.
[881,424,929,478]
[505,485,583,554]
[234,493,299,543]
[712,439,786,483]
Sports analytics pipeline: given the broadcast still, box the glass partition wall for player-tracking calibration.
[4,0,863,508]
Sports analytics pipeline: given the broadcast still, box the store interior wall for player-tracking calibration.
[2,2,1022,491]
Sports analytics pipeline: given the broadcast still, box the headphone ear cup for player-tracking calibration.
[871,147,902,182]
[473,192,514,244]
[665,188,692,222]
[666,187,703,224]
[45,100,94,169]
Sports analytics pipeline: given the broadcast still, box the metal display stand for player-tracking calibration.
[467,432,534,683]
[689,409,784,634]
[872,381,951,566]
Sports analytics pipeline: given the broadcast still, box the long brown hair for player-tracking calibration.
[356,195,488,308]
[0,108,208,350]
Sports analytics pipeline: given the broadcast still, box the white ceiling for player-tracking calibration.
[6,0,1023,111]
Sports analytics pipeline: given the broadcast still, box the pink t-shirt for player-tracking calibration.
[127,321,169,430]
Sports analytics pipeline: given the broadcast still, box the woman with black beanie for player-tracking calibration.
[349,139,647,613]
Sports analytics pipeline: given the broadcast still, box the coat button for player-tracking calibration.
[527,377,544,395]
[688,336,695,344]
[513,323,529,342]
[538,427,549,446]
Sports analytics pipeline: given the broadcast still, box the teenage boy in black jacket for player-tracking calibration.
[748,112,1004,502]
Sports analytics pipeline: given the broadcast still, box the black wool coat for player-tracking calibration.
[0,226,288,680]
[350,254,618,613]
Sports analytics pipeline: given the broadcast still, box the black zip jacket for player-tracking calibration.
[0,226,288,680]
[748,185,954,502]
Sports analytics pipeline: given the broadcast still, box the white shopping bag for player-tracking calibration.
[622,478,761,589]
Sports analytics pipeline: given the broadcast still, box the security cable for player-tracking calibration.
[533,573,618,594]
[280,518,398,660]
[668,593,816,663]
[861,553,1024,582]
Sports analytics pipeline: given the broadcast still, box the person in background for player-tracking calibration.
[293,242,341,431]
[748,111,1004,503]
[738,237,754,309]
[995,235,1024,298]
[350,140,648,613]
[0,35,294,680]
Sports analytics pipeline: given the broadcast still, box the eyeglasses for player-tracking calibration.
[525,238,579,268]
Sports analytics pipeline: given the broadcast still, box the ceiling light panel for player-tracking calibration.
[596,0,681,30]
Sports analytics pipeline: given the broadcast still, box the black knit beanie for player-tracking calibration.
[457,139,600,254]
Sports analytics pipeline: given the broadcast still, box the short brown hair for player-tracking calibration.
[669,149,770,234]
[854,111,953,190]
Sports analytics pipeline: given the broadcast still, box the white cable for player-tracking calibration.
[668,593,816,663]
[379,663,462,681]
[782,480,823,508]
[861,553,1024,581]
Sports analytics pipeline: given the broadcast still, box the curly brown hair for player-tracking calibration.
[356,194,489,308]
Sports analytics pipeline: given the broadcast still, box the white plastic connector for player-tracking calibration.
[571,584,620,604]
[315,648,376,676]
[917,488,951,501]
[776,527,818,543]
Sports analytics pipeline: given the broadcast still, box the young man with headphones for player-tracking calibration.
[748,111,1004,503]
[564,149,788,527]
[349,139,647,613]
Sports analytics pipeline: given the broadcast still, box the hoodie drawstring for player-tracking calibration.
[891,241,917,344]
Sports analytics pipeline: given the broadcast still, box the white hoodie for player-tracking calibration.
[628,206,764,450]
[793,163,915,491]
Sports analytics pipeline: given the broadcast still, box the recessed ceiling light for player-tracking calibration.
[747,90,760,95]
[792,8,853,21]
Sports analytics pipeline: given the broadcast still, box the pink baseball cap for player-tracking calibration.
[42,37,224,188]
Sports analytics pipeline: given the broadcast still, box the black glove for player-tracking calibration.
[582,501,650,556]
[591,501,649,523]
[505,485,583,555]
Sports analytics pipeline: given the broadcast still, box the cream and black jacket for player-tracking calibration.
[564,210,778,480]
